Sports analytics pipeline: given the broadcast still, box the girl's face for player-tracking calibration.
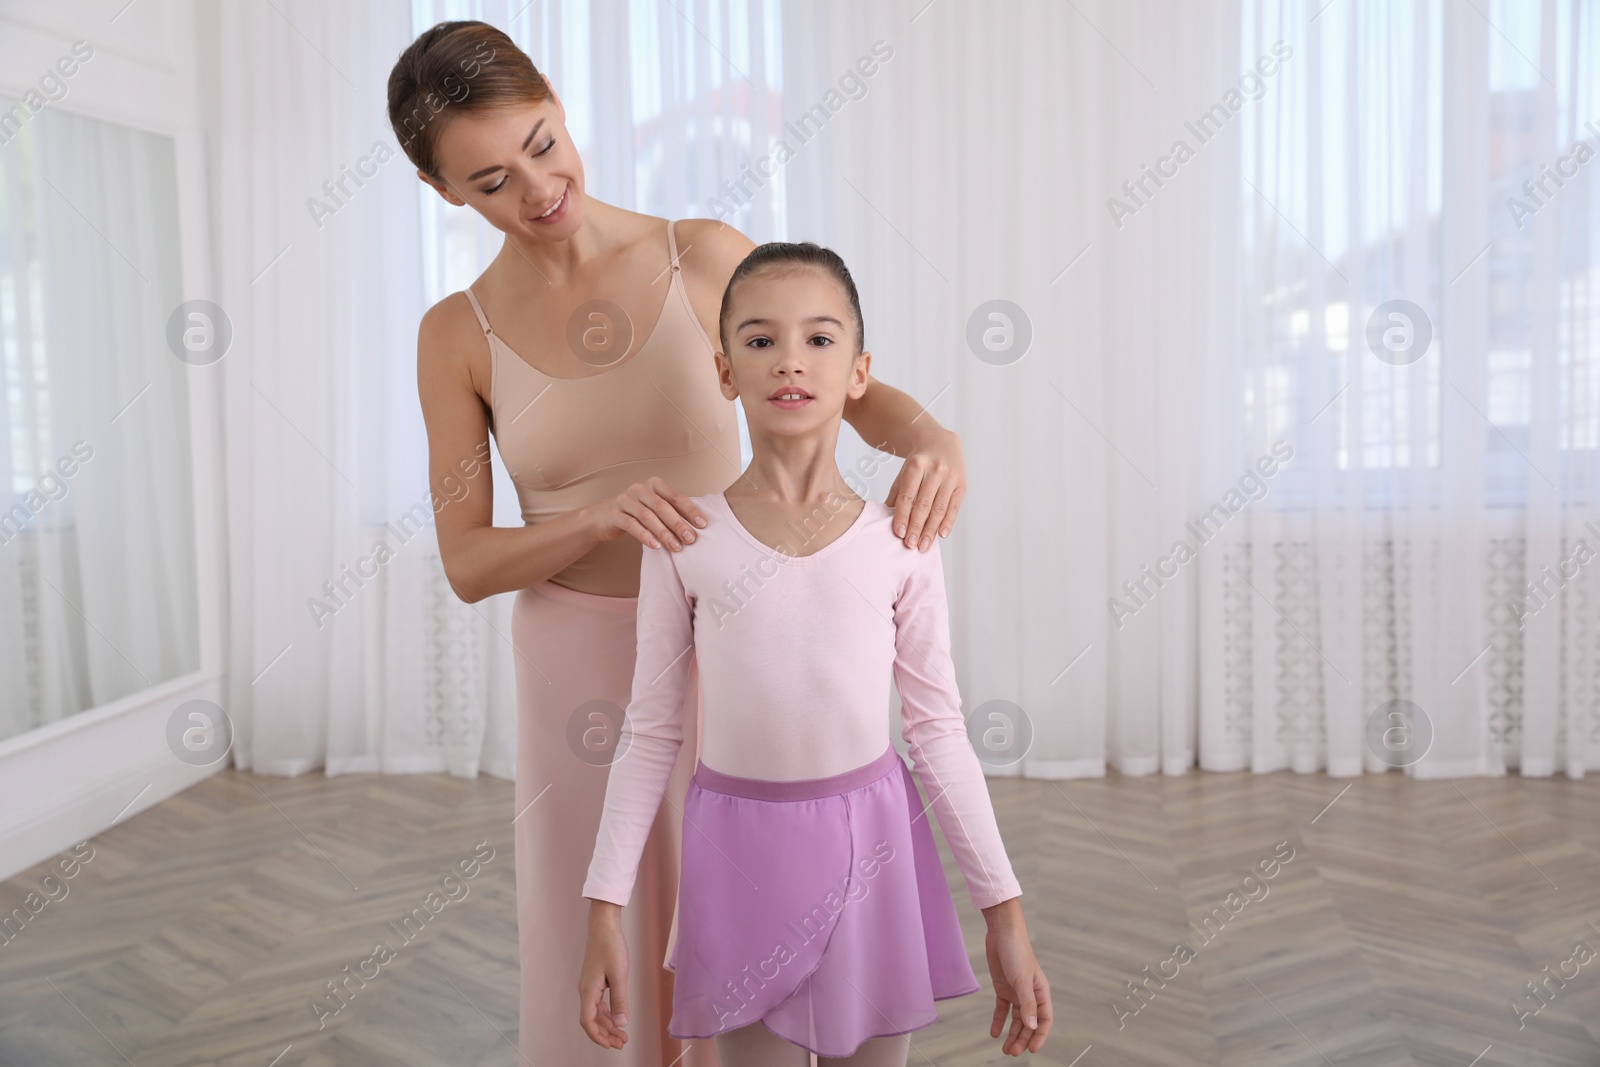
[717,266,870,437]
[427,95,585,239]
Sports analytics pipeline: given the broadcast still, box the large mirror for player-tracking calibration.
[0,100,200,744]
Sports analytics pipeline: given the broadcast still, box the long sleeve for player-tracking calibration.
[892,539,1023,911]
[581,542,697,906]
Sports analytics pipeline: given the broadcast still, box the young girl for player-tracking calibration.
[577,242,1051,1064]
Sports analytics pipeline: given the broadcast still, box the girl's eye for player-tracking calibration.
[747,337,772,349]
[809,335,833,347]
[483,138,558,195]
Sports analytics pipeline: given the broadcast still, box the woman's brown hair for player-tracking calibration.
[386,20,551,183]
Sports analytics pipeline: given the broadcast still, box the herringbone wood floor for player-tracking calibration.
[3,764,1600,1066]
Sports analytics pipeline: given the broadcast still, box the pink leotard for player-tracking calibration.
[583,490,1024,912]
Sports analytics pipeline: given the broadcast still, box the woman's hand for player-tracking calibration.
[578,900,631,1048]
[590,476,709,552]
[887,428,966,550]
[983,899,1051,1055]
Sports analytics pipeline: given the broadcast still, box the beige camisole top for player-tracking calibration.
[461,218,742,595]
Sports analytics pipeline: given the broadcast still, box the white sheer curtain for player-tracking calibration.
[783,0,1599,780]
[203,0,457,777]
[210,0,1597,784]
[1214,0,1599,779]
[0,104,199,742]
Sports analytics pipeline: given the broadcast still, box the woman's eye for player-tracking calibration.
[483,139,558,195]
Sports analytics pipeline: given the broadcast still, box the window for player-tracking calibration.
[1240,0,1598,507]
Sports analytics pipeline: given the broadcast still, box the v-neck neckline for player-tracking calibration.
[714,491,871,564]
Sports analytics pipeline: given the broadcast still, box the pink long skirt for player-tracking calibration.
[510,579,721,1065]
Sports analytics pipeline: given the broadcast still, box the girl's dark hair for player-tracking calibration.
[718,241,865,354]
[387,21,551,183]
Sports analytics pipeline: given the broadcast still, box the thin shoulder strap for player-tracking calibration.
[665,218,682,272]
[462,287,494,335]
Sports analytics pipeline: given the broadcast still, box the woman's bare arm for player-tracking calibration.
[839,373,948,459]
[416,298,708,604]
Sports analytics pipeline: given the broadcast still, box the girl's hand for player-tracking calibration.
[984,901,1051,1055]
[578,901,631,1048]
[886,428,965,551]
[590,476,708,552]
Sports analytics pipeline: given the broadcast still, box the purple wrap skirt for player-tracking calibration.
[665,741,981,1056]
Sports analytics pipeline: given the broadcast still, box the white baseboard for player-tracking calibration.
[0,673,227,884]
[1024,757,1110,779]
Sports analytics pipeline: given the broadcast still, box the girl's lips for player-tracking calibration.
[769,395,813,411]
[530,186,569,225]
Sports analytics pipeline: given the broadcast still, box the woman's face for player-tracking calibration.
[428,95,585,240]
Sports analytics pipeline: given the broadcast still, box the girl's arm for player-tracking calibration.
[582,540,698,904]
[892,541,1051,1054]
[891,538,1021,910]
[579,542,696,1047]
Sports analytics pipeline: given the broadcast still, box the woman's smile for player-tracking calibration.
[529,184,570,225]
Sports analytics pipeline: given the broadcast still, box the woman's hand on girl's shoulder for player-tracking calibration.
[589,476,708,552]
[889,427,966,551]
